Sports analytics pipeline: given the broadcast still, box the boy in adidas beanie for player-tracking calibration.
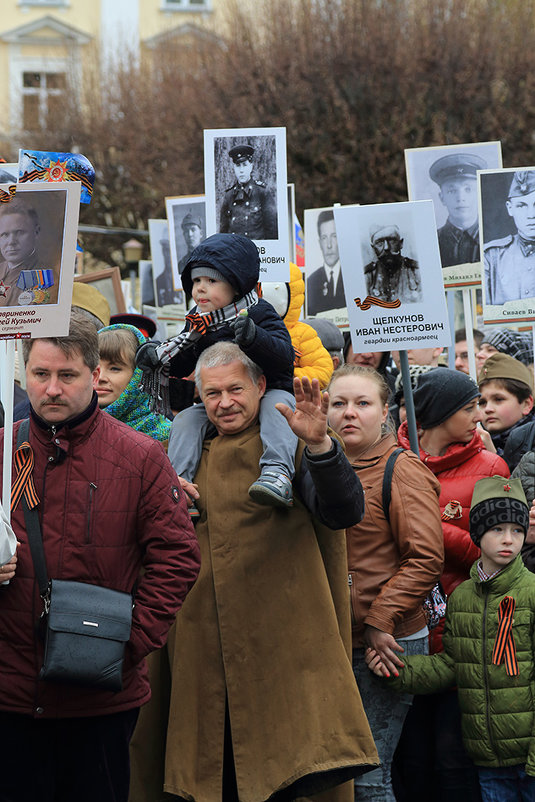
[365,475,535,800]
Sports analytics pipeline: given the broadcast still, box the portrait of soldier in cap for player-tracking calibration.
[429,152,487,267]
[306,209,346,316]
[363,223,423,304]
[219,144,278,240]
[176,209,204,275]
[484,169,535,305]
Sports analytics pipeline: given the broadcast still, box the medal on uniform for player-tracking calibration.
[16,269,54,303]
[17,290,34,305]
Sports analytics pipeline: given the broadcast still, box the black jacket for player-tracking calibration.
[173,234,294,392]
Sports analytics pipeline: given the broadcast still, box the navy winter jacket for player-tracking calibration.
[173,233,294,392]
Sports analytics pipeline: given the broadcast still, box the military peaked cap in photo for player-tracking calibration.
[181,211,203,230]
[508,170,535,199]
[429,153,487,186]
[228,144,255,163]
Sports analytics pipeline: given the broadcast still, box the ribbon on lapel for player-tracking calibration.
[11,442,39,512]
[492,595,519,677]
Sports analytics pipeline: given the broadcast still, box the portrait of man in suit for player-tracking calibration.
[306,210,345,316]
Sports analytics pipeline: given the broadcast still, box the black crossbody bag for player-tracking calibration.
[17,420,133,692]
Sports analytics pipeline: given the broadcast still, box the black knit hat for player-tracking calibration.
[469,476,529,546]
[413,368,480,430]
[393,364,437,407]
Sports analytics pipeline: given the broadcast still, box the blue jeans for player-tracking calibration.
[352,635,428,802]
[478,766,535,802]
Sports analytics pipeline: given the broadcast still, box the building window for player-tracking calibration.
[161,0,211,10]
[18,1,68,6]
[22,71,67,130]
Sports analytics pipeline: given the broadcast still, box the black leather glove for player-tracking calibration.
[135,341,161,370]
[231,314,256,347]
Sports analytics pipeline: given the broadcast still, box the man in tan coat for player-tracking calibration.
[160,341,379,802]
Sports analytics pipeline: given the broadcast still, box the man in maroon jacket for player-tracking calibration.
[0,310,200,802]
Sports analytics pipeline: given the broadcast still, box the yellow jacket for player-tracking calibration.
[285,263,333,388]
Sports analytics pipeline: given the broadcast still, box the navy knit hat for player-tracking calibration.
[413,368,480,429]
[481,328,533,367]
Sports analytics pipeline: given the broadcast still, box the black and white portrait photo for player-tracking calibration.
[215,138,277,240]
[204,127,289,281]
[148,218,183,308]
[405,141,502,284]
[165,196,206,288]
[139,260,155,308]
[305,207,346,318]
[363,222,422,305]
[480,167,535,315]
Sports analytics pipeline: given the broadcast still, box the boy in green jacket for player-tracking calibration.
[366,475,535,801]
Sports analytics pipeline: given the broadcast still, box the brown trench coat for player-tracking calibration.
[160,425,378,802]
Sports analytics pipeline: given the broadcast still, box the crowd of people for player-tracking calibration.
[1,232,535,802]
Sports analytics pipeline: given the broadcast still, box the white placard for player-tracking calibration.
[204,126,289,281]
[0,181,80,339]
[405,141,502,288]
[334,200,450,353]
[148,218,183,308]
[479,166,535,324]
[164,195,206,290]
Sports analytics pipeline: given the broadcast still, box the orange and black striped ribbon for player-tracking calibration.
[19,167,48,184]
[11,442,39,512]
[492,596,518,677]
[441,500,463,521]
[186,311,215,336]
[0,185,16,203]
[354,295,402,311]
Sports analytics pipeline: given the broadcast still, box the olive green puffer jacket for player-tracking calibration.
[387,554,535,773]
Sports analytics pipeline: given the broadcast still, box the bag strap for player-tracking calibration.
[16,420,49,599]
[381,447,403,526]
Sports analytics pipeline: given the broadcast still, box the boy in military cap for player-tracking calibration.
[478,352,535,470]
[219,144,277,240]
[484,170,535,305]
[366,475,535,801]
[429,152,487,268]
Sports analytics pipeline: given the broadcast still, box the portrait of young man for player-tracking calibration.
[483,169,535,305]
[306,209,346,316]
[218,142,278,240]
[429,152,487,267]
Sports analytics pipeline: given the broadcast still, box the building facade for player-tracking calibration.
[0,0,218,151]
